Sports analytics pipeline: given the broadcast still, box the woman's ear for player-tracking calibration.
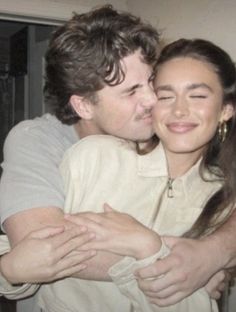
[221,103,235,122]
[69,95,93,120]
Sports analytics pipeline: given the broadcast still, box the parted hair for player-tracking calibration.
[44,5,160,124]
[155,39,236,238]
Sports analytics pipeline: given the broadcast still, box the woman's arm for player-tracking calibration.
[136,225,235,307]
[64,205,162,260]
[66,207,217,312]
[66,206,228,305]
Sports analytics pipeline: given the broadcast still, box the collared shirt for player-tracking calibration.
[37,135,221,312]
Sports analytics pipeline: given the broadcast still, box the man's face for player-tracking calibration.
[89,51,157,142]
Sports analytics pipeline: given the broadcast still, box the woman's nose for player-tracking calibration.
[172,97,189,117]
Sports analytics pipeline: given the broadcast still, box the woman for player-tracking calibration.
[36,38,236,312]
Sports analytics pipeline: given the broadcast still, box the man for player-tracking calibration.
[0,5,158,311]
[0,4,232,312]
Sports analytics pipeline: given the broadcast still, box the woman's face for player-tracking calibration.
[153,57,233,160]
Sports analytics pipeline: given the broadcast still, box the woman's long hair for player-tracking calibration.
[155,39,236,238]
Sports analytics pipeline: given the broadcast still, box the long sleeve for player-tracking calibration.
[109,241,169,312]
[109,242,218,312]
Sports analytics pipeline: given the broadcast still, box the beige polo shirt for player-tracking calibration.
[37,135,221,312]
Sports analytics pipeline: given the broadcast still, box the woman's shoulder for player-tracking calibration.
[63,134,136,166]
[70,134,134,154]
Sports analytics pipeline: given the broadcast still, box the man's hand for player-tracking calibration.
[0,226,96,284]
[205,270,230,300]
[135,236,223,306]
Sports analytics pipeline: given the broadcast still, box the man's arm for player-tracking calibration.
[136,210,236,306]
[0,225,94,284]
[0,122,120,282]
[0,225,96,300]
[4,207,65,246]
[206,208,236,268]
[4,206,120,281]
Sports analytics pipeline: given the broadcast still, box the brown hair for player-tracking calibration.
[156,39,236,238]
[44,5,160,124]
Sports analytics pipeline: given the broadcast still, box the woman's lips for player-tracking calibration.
[166,122,198,133]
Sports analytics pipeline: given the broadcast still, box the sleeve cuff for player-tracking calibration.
[0,276,39,300]
[109,238,170,285]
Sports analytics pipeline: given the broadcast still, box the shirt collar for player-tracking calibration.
[137,143,221,194]
[137,143,168,177]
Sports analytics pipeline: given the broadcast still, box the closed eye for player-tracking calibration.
[128,90,136,96]
[190,95,207,99]
[158,96,174,100]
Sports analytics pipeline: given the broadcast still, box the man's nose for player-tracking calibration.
[141,87,157,108]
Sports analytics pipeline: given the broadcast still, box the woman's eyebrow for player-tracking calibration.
[155,83,213,93]
[187,83,213,92]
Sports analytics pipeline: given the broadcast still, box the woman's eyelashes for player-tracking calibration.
[158,96,173,101]
[156,93,208,101]
[189,94,208,99]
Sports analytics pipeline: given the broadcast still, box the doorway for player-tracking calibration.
[0,20,55,167]
[0,20,55,310]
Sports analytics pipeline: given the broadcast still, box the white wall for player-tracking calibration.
[127,0,236,60]
[0,0,128,24]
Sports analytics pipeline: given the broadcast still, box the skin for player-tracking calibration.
[71,50,157,142]
[65,205,162,260]
[0,226,96,284]
[136,236,229,305]
[153,57,233,176]
[66,210,229,302]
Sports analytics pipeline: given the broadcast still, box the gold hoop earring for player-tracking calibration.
[218,121,228,142]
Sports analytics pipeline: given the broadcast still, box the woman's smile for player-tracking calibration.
[166,122,198,134]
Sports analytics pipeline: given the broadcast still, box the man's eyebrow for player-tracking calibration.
[122,84,142,94]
